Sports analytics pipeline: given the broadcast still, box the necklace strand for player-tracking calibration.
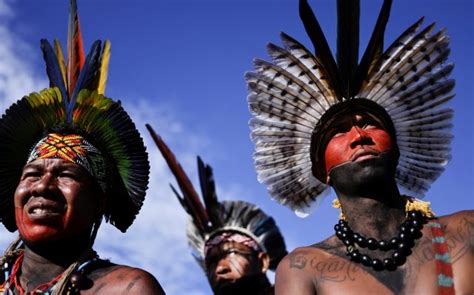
[9,252,64,294]
[335,210,427,271]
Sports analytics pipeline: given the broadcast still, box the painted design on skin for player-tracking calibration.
[288,216,473,293]
[324,113,394,178]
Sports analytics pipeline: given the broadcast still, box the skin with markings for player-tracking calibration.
[11,158,165,294]
[205,240,273,295]
[275,113,474,295]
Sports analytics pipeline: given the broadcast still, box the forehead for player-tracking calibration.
[208,240,254,254]
[24,158,83,170]
[330,111,385,127]
[22,158,96,184]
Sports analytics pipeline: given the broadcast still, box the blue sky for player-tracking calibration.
[0,0,472,293]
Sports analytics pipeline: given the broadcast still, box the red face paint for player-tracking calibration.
[324,113,394,178]
[14,158,104,243]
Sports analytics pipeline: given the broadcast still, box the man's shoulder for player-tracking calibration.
[88,264,165,294]
[437,210,473,237]
[437,209,473,224]
[276,240,339,275]
[435,210,474,294]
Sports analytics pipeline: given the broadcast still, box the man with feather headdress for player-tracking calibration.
[247,0,473,293]
[0,1,164,294]
[147,125,287,295]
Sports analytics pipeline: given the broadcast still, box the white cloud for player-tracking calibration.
[0,2,46,112]
[0,0,46,250]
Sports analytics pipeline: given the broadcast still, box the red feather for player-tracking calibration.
[67,0,85,98]
[146,124,210,231]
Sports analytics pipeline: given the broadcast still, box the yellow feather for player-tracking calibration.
[54,39,67,88]
[97,40,111,95]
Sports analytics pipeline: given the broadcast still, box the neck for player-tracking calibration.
[214,273,272,295]
[335,181,406,240]
[18,234,93,291]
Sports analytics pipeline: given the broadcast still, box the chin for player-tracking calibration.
[329,152,397,195]
[213,274,266,295]
[19,225,63,244]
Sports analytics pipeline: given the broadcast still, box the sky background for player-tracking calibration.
[0,0,472,294]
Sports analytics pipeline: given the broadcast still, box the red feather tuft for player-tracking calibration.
[67,0,85,98]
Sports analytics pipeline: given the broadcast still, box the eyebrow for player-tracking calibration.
[23,161,85,173]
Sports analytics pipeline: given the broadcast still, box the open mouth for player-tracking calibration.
[27,201,64,219]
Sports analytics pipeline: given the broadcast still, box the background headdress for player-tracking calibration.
[146,124,287,271]
[0,0,149,232]
[246,0,454,214]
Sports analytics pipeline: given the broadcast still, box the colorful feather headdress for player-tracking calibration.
[0,0,149,232]
[247,0,454,215]
[146,125,287,271]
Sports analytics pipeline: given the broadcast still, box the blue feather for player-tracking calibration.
[40,39,68,104]
[67,40,102,123]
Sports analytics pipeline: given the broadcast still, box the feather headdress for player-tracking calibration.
[0,0,149,232]
[247,0,454,214]
[146,124,287,271]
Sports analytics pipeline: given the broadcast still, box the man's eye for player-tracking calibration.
[362,123,377,130]
[23,172,40,180]
[59,172,77,179]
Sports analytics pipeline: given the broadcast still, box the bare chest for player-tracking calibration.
[310,232,472,295]
[307,255,438,295]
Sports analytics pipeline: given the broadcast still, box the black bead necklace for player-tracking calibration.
[334,210,427,271]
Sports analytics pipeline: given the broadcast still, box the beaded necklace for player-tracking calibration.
[333,197,435,271]
[1,251,104,295]
[335,210,427,271]
[9,252,63,294]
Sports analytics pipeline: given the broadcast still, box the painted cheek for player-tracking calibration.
[15,207,62,242]
[324,136,351,174]
[370,129,393,152]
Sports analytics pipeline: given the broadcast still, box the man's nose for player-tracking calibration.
[349,126,373,149]
[32,173,57,195]
[215,259,232,276]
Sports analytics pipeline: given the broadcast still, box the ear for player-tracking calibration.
[258,252,270,273]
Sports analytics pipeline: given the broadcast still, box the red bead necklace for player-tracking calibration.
[9,252,65,295]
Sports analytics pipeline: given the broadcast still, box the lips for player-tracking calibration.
[25,198,65,220]
[350,149,380,162]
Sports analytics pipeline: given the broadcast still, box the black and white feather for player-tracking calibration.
[187,200,287,271]
[246,0,454,214]
[146,126,287,272]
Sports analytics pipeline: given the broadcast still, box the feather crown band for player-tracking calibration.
[0,0,149,233]
[27,133,108,192]
[204,231,263,256]
[146,125,287,271]
[246,0,454,215]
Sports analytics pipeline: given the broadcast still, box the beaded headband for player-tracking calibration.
[204,232,262,256]
[27,133,108,192]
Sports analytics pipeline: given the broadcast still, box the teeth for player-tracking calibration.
[31,207,56,215]
[32,208,45,214]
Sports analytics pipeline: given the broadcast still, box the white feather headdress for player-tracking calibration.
[246,0,454,214]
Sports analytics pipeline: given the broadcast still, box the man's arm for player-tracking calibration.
[275,250,317,295]
[441,210,474,294]
[92,266,165,294]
